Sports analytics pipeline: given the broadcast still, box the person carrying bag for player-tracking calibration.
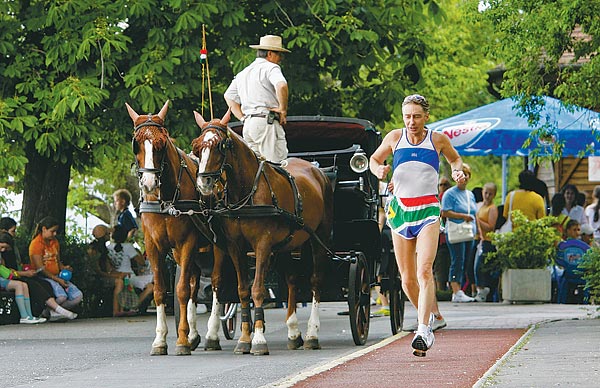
[446,191,475,243]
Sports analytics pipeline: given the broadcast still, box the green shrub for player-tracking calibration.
[485,210,561,272]
[579,247,600,304]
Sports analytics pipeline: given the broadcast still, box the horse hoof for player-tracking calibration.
[204,338,222,351]
[251,343,270,356]
[303,338,321,350]
[287,336,304,350]
[190,335,201,351]
[150,346,168,356]
[233,341,251,355]
[175,345,192,356]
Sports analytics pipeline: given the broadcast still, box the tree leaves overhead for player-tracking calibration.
[1,0,499,231]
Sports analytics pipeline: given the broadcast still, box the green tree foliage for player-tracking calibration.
[1,0,498,237]
[476,0,600,163]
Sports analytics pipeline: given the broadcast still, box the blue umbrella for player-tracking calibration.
[428,96,600,201]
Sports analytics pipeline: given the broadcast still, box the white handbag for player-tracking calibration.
[446,190,475,244]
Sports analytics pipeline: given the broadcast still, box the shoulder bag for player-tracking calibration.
[446,191,475,244]
[498,191,515,233]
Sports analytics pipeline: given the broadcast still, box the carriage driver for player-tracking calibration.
[224,34,290,164]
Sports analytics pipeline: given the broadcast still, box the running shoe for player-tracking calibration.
[371,307,390,317]
[20,317,46,324]
[452,290,475,303]
[474,287,490,302]
[429,312,447,332]
[412,327,435,357]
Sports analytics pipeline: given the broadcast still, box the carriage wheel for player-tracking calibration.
[219,303,238,340]
[348,252,370,346]
[387,259,405,334]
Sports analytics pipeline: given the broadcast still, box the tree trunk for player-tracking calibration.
[21,143,73,237]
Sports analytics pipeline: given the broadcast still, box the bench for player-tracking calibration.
[0,290,20,325]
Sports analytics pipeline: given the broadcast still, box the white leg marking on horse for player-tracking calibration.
[205,292,220,341]
[187,299,198,341]
[286,312,301,340]
[152,304,168,348]
[252,326,267,345]
[306,296,320,339]
[142,140,156,190]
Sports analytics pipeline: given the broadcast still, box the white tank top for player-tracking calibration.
[391,128,439,198]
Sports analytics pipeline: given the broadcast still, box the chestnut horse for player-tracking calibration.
[191,110,334,355]
[127,101,211,356]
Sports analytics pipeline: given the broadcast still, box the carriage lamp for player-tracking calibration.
[349,148,369,173]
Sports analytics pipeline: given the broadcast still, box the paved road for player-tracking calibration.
[1,302,596,388]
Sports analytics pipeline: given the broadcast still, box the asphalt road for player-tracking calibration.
[4,301,595,388]
[1,301,399,388]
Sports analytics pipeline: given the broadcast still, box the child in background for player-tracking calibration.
[0,232,46,324]
[107,225,153,316]
[580,224,598,247]
[113,189,138,241]
[564,219,581,240]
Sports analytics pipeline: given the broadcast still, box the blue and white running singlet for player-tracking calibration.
[387,128,440,239]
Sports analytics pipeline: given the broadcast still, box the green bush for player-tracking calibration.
[579,247,600,304]
[485,210,561,272]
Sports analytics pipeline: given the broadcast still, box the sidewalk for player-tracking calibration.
[272,302,600,388]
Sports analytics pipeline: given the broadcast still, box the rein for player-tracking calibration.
[196,124,313,252]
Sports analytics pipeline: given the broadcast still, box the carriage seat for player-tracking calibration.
[319,166,338,190]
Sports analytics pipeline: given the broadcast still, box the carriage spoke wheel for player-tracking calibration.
[387,260,405,335]
[348,252,370,346]
[219,303,238,340]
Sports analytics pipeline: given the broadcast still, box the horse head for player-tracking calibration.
[191,110,232,196]
[126,100,170,194]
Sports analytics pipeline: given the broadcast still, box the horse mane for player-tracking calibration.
[134,115,169,150]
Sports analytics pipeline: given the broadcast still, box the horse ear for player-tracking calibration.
[125,103,139,122]
[221,108,231,125]
[194,111,206,127]
[157,100,170,121]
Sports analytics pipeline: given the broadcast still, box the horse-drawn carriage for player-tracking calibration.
[127,102,405,356]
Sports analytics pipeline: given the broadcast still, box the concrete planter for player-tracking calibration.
[501,268,551,303]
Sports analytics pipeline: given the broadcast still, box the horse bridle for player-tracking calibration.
[132,115,168,181]
[196,124,233,186]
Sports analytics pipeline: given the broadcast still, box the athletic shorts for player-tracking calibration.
[386,195,440,239]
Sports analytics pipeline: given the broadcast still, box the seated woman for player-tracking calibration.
[106,225,154,316]
[28,216,83,315]
[1,231,76,322]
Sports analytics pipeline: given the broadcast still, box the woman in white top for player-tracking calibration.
[107,225,154,316]
[584,185,600,242]
[561,184,587,226]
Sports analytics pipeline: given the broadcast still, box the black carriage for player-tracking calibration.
[213,116,405,344]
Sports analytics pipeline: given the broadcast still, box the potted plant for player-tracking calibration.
[486,210,561,303]
[579,247,600,304]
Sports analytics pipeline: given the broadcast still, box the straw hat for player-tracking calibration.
[249,35,291,53]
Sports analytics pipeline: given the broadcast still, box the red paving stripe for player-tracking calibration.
[292,329,525,388]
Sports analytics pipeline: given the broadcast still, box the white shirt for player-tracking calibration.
[584,204,600,239]
[224,58,287,116]
[562,205,587,226]
[106,243,139,273]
